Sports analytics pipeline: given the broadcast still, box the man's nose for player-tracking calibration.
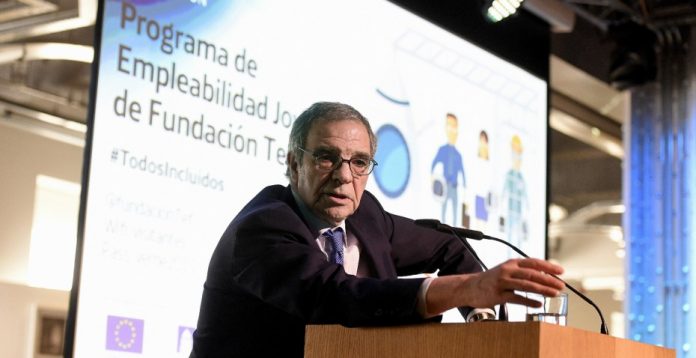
[332,160,354,183]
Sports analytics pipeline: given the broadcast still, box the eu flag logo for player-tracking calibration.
[106,315,144,353]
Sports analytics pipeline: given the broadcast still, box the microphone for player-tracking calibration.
[415,219,610,335]
[415,219,485,240]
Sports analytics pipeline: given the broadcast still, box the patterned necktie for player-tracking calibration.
[323,228,344,265]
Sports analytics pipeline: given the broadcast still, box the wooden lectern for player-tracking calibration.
[305,322,675,357]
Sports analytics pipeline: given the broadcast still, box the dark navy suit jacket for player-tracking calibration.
[191,185,480,357]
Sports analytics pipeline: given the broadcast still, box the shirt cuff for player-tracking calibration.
[417,277,435,318]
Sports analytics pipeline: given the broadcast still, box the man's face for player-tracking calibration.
[446,116,458,145]
[512,143,523,170]
[288,119,372,226]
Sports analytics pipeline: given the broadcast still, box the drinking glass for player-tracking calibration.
[525,292,568,326]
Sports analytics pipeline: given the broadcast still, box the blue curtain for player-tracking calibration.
[627,27,696,357]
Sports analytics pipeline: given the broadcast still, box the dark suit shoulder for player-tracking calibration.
[235,185,309,230]
[350,190,402,239]
[241,184,290,211]
[352,190,387,221]
[207,185,309,278]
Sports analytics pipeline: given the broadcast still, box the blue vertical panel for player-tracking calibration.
[674,60,691,355]
[628,86,664,346]
[670,52,690,356]
[685,44,696,354]
[627,40,695,357]
[662,64,675,350]
[688,81,696,356]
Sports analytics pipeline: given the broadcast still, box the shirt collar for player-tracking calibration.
[290,188,346,235]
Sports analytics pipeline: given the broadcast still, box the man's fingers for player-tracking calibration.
[502,279,562,298]
[517,258,564,275]
[508,269,565,290]
[473,259,568,308]
[499,271,564,297]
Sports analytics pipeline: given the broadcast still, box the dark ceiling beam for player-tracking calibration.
[551,90,623,139]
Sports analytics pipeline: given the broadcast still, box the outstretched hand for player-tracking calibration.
[425,258,565,316]
[462,258,565,308]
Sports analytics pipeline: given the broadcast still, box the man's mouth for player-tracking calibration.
[325,192,349,200]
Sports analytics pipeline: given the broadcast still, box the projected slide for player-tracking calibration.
[72,0,547,356]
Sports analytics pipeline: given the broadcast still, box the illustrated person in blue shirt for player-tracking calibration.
[431,113,466,226]
[501,134,528,250]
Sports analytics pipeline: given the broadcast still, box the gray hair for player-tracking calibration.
[286,102,377,177]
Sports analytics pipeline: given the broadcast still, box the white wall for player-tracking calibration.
[0,281,69,358]
[0,121,83,357]
[565,284,624,337]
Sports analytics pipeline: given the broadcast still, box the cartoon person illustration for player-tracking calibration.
[474,130,492,230]
[431,113,466,226]
[501,134,528,249]
[477,130,489,160]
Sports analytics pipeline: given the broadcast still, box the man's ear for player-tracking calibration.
[287,151,299,182]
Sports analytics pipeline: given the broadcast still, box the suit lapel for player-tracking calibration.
[279,185,316,245]
[347,214,397,279]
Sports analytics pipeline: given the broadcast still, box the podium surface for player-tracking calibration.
[305,322,674,358]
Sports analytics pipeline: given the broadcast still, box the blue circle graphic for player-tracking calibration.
[374,124,410,198]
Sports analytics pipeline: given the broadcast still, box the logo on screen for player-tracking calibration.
[106,315,144,353]
[374,124,410,198]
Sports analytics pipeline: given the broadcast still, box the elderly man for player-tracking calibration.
[191,102,563,357]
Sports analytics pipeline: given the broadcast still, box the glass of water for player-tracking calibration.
[525,292,568,326]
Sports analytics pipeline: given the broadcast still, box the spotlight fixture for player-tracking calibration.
[483,0,525,23]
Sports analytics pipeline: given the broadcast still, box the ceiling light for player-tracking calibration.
[484,0,525,23]
[548,203,568,223]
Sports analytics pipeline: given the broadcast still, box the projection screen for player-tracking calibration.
[68,1,548,356]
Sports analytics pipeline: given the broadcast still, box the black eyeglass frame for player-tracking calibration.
[297,147,378,176]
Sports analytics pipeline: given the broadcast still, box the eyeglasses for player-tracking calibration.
[297,147,377,176]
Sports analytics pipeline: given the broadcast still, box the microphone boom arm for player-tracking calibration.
[414,218,609,335]
[482,234,609,335]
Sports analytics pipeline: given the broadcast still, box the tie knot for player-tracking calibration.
[328,227,344,239]
[323,228,344,265]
